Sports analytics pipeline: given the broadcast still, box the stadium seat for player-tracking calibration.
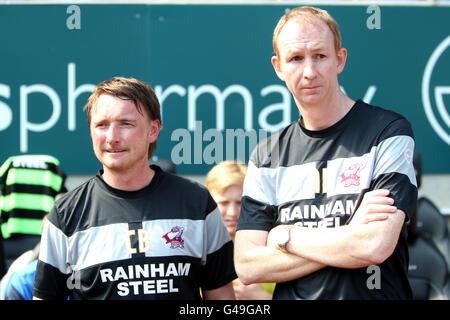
[408,235,450,300]
[407,150,450,299]
[412,150,450,272]
[416,197,450,271]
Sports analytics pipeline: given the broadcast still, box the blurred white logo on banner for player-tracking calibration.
[422,35,450,146]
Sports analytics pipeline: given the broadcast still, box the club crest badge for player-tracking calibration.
[340,163,362,187]
[162,226,185,249]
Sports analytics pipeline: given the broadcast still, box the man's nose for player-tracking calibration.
[106,125,119,144]
[303,58,317,80]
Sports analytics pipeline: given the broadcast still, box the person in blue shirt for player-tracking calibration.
[5,259,38,300]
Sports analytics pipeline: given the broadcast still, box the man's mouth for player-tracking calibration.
[106,149,125,153]
[303,86,319,90]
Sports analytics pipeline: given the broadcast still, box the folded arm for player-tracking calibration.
[235,189,401,284]
[283,189,405,268]
[234,229,326,285]
[284,209,405,268]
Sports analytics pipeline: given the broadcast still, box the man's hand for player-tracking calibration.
[350,189,397,225]
[232,279,272,300]
[267,224,291,250]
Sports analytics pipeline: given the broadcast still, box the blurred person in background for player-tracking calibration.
[206,161,274,299]
[0,214,50,300]
[0,154,67,275]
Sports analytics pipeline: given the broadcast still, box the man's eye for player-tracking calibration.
[291,56,303,62]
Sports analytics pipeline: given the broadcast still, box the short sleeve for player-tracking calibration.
[371,119,418,221]
[237,156,278,232]
[32,208,71,299]
[198,198,237,291]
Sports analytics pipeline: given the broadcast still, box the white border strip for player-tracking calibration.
[0,1,449,6]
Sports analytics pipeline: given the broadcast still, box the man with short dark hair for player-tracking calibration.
[33,77,236,300]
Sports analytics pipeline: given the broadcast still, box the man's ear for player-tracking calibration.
[336,47,348,75]
[149,119,161,143]
[271,55,285,81]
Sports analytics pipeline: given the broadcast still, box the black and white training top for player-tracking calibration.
[33,165,237,300]
[237,99,418,300]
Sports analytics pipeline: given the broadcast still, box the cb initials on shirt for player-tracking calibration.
[124,229,151,254]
